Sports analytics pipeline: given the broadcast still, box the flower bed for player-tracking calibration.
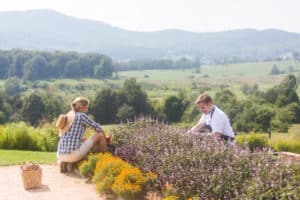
[108,118,300,199]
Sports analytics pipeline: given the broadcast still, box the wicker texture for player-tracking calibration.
[20,166,42,190]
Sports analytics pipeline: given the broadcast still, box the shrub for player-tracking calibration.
[112,167,147,199]
[37,123,59,151]
[80,152,157,199]
[163,195,179,200]
[93,153,128,193]
[269,135,300,154]
[239,162,300,199]
[110,118,300,199]
[78,154,99,178]
[0,122,59,151]
[235,133,269,152]
[0,122,39,150]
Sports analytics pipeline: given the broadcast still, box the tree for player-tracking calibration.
[270,64,280,75]
[121,78,151,115]
[22,93,45,126]
[23,55,48,80]
[94,56,114,78]
[233,103,274,132]
[90,88,118,123]
[42,94,63,121]
[214,90,242,123]
[271,107,294,132]
[0,54,10,79]
[8,52,28,78]
[163,95,185,122]
[64,60,81,78]
[116,104,135,121]
[4,77,21,96]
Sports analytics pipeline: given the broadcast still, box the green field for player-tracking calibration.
[0,150,56,166]
[1,60,299,102]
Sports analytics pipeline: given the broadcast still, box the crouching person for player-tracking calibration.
[187,92,235,144]
[56,97,110,173]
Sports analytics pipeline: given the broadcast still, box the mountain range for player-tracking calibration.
[1,9,300,61]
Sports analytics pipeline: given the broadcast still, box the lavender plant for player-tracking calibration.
[109,118,300,199]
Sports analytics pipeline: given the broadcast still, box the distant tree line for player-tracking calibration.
[0,73,299,133]
[115,57,201,72]
[0,49,114,80]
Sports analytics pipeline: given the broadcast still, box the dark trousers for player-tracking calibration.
[220,135,235,142]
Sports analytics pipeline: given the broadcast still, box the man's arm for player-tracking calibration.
[187,123,205,134]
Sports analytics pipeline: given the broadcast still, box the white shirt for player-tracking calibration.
[197,105,235,138]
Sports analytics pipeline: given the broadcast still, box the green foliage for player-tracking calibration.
[0,54,10,79]
[270,64,280,75]
[240,83,258,95]
[122,78,151,115]
[0,50,114,80]
[181,104,199,124]
[0,122,58,152]
[271,107,294,132]
[163,95,185,123]
[37,123,59,152]
[41,94,63,121]
[265,74,299,107]
[0,122,39,150]
[233,103,275,132]
[163,91,190,123]
[79,154,100,178]
[271,140,300,153]
[214,89,242,122]
[117,104,135,121]
[24,55,48,80]
[91,88,119,123]
[236,133,269,151]
[286,102,300,123]
[269,131,300,154]
[4,77,21,96]
[22,93,45,126]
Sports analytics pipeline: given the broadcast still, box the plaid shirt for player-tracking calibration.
[57,112,101,155]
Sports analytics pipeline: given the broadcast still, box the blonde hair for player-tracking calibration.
[71,97,89,112]
[194,92,212,104]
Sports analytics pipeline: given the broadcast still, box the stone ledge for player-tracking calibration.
[277,152,300,163]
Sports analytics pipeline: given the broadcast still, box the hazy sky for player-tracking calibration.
[0,0,299,33]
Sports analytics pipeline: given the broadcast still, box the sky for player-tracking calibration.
[0,0,299,33]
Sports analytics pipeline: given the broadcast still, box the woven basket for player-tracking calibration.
[20,168,42,190]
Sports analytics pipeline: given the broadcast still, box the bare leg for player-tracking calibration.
[91,132,107,152]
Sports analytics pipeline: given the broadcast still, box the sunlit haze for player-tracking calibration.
[0,0,299,33]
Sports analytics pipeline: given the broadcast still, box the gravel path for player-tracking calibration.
[0,164,105,200]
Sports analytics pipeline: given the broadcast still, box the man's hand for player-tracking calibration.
[212,132,221,139]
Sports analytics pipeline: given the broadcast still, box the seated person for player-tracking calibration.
[56,97,111,171]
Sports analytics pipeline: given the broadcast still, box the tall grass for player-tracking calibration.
[0,122,59,151]
[236,133,269,152]
[269,126,300,153]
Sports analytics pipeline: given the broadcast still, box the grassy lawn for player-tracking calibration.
[0,150,56,166]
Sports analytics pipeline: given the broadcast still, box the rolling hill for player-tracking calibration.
[1,9,300,61]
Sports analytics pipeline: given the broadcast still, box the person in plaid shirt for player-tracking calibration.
[57,97,111,164]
